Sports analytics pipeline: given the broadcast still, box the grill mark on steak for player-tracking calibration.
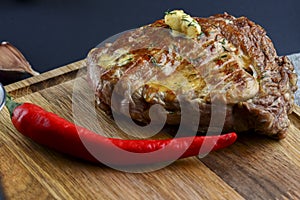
[87,13,298,139]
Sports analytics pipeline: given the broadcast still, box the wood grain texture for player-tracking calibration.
[0,144,52,200]
[0,59,299,199]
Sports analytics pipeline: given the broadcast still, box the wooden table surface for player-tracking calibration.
[0,60,299,200]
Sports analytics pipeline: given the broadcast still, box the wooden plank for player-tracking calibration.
[0,66,244,199]
[4,59,86,98]
[1,59,299,199]
[0,137,53,199]
[200,119,300,199]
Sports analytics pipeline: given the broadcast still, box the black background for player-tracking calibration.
[0,0,300,75]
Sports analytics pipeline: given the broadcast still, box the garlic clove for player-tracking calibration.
[0,41,39,76]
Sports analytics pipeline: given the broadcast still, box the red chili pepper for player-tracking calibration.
[5,95,237,166]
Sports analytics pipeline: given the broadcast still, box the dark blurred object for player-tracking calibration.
[0,42,39,85]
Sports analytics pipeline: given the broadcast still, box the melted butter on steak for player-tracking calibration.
[164,10,201,38]
[87,11,297,139]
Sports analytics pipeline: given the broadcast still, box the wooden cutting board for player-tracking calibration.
[0,60,299,200]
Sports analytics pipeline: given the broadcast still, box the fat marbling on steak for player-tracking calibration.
[87,11,297,139]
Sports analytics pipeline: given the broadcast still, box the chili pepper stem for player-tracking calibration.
[5,93,21,117]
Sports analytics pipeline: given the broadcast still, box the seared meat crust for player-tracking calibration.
[87,13,297,139]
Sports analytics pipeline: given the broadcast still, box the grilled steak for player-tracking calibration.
[87,11,297,139]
